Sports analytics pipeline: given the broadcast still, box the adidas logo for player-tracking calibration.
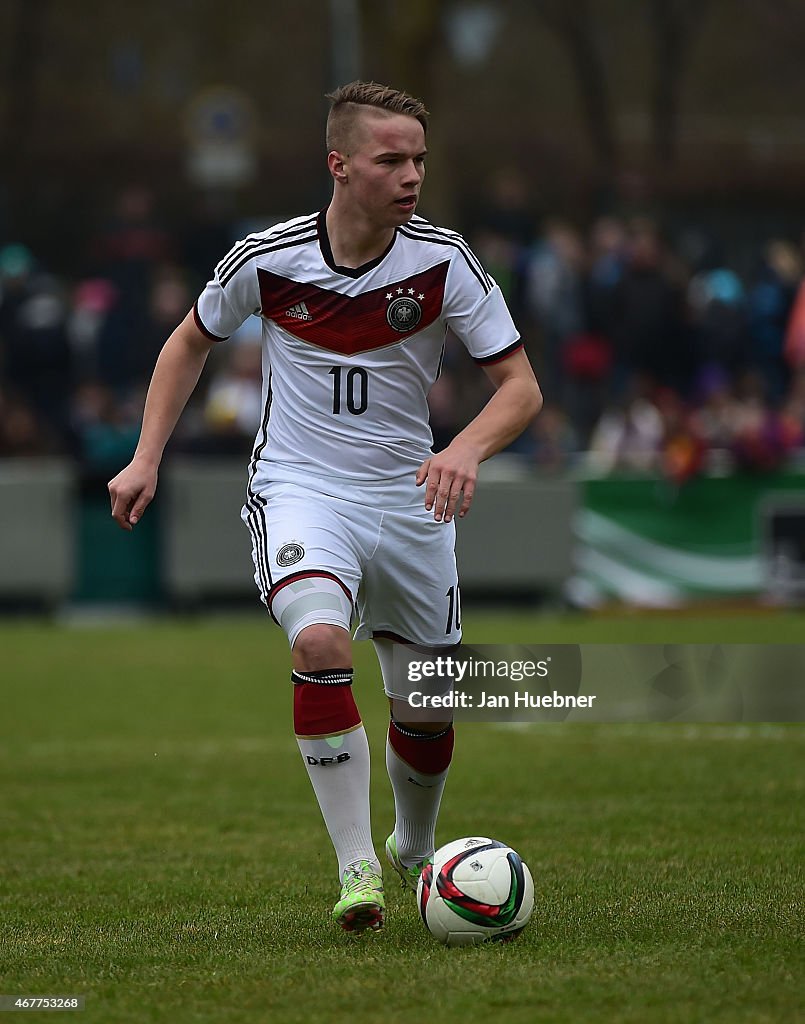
[286,301,313,321]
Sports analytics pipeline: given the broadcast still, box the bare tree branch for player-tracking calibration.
[533,0,618,177]
[647,0,713,165]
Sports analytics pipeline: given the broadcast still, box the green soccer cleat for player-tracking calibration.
[332,860,385,932]
[385,834,432,894]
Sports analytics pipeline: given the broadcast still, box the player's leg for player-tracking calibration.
[243,485,384,931]
[356,508,461,891]
[374,639,455,890]
[291,622,384,932]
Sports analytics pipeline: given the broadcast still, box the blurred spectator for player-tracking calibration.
[523,219,586,401]
[783,275,805,371]
[67,279,119,383]
[139,270,193,385]
[92,185,175,295]
[0,390,50,456]
[1,271,72,440]
[747,240,800,402]
[585,216,627,341]
[610,220,690,394]
[525,402,580,471]
[586,373,664,474]
[200,343,262,454]
[557,216,626,446]
[560,330,613,447]
[70,381,140,478]
[92,269,191,396]
[656,389,707,486]
[0,244,36,339]
[730,371,802,473]
[687,257,749,384]
[781,368,805,437]
[90,185,177,395]
[689,365,744,449]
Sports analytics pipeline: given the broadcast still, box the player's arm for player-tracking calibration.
[108,310,216,530]
[417,348,542,523]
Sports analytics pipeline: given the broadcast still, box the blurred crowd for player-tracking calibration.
[471,211,805,481]
[2,184,805,482]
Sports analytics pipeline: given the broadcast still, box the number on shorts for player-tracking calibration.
[445,584,461,634]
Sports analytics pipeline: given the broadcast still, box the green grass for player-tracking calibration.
[1,611,804,1023]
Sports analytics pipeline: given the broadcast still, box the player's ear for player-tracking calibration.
[328,151,349,184]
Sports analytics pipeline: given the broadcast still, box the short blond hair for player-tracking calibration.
[325,80,429,153]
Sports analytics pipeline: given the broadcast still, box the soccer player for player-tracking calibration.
[109,81,542,933]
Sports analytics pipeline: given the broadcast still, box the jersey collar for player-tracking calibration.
[317,208,398,278]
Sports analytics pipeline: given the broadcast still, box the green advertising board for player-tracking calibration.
[572,471,805,605]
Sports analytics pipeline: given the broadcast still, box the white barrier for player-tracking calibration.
[0,459,76,608]
[0,458,577,607]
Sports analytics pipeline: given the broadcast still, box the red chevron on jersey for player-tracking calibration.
[258,262,449,356]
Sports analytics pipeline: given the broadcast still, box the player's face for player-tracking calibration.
[342,111,427,227]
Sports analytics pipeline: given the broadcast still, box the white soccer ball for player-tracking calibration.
[417,836,534,947]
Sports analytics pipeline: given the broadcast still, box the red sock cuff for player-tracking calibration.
[293,679,361,737]
[388,719,454,775]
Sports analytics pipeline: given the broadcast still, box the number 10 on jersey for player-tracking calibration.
[329,366,368,415]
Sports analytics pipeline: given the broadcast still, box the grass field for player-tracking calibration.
[1,610,803,1023]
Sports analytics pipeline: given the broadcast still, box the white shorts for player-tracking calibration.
[241,481,462,649]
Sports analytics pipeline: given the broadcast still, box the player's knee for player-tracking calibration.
[293,623,351,672]
[269,574,353,648]
[394,717,453,733]
[389,697,451,733]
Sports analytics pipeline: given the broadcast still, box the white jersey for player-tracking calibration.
[194,210,521,504]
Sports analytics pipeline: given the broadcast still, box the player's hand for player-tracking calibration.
[108,459,159,531]
[416,440,480,523]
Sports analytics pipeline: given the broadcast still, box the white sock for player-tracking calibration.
[385,732,451,866]
[297,725,379,880]
[373,638,453,867]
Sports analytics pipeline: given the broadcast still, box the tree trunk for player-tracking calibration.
[534,0,618,182]
[648,0,711,166]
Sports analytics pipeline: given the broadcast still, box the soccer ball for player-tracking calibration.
[417,837,534,947]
